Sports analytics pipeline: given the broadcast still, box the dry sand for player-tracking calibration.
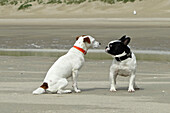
[0,0,170,18]
[0,56,170,113]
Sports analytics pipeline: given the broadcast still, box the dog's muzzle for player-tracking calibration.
[93,41,101,48]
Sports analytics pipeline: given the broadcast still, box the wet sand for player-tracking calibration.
[0,56,170,113]
[0,19,170,51]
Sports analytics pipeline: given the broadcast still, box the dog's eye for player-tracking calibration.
[109,45,112,47]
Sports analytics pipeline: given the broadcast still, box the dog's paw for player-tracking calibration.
[110,88,117,92]
[66,90,72,93]
[128,88,135,92]
[75,89,81,93]
[32,88,45,95]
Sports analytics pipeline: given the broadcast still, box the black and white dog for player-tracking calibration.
[105,35,138,92]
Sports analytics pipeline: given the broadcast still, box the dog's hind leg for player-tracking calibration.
[49,78,71,94]
[57,78,72,94]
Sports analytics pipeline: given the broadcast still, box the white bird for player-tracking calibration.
[133,10,137,15]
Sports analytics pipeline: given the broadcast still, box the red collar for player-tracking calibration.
[73,46,87,55]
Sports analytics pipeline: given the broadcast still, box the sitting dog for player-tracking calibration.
[33,35,101,94]
[105,35,138,92]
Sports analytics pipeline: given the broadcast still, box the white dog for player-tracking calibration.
[105,35,138,92]
[33,35,101,94]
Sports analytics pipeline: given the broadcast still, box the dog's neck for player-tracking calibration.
[68,45,87,56]
[114,51,132,62]
[71,41,89,55]
[74,39,89,50]
[73,46,87,55]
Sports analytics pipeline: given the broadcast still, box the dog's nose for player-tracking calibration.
[99,42,101,45]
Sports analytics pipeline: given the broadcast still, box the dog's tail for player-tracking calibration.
[32,82,48,95]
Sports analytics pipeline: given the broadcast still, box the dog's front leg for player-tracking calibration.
[128,73,135,92]
[72,69,81,93]
[110,70,117,92]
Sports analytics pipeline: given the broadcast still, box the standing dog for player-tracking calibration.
[105,35,138,92]
[33,35,101,94]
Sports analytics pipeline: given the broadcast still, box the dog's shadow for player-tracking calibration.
[115,87,143,91]
[81,87,143,93]
[81,87,108,92]
[44,87,144,94]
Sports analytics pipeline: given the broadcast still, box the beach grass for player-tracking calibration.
[18,3,32,10]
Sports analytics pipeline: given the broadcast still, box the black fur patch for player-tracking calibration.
[106,35,131,56]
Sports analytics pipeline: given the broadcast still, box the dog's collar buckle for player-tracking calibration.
[73,46,87,55]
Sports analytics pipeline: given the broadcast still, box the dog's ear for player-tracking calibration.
[119,35,126,41]
[119,35,131,45]
[76,35,87,40]
[83,37,91,44]
[76,36,80,40]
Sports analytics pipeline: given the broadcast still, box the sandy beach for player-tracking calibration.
[0,56,170,113]
[0,0,170,112]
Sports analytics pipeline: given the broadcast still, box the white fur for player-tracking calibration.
[33,35,100,95]
[109,51,138,92]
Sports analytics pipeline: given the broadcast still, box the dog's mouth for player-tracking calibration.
[105,46,110,52]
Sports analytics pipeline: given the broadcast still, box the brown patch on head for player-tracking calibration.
[76,35,87,40]
[40,82,48,89]
[81,35,87,37]
[76,36,80,40]
[83,37,91,44]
